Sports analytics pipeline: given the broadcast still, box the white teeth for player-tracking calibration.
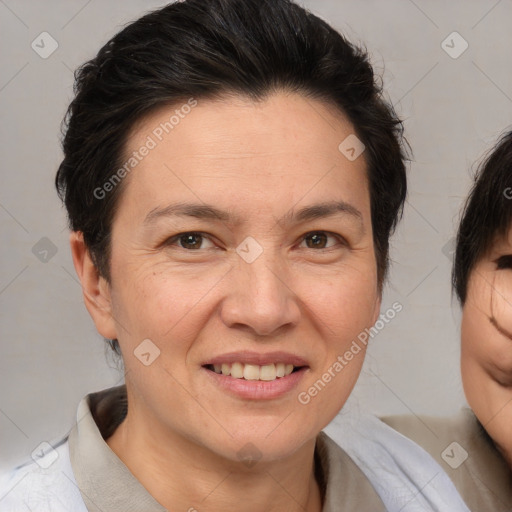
[259,364,276,381]
[210,362,297,380]
[231,362,244,379]
[243,364,260,380]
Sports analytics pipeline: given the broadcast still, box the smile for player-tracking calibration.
[204,362,301,381]
[201,351,310,398]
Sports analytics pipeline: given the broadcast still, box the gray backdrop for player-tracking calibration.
[1,0,511,471]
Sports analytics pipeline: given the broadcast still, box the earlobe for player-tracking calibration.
[69,231,117,339]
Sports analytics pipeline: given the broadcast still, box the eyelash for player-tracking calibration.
[164,231,346,251]
[495,255,512,269]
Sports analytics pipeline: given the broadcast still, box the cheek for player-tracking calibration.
[461,303,489,415]
[111,263,226,348]
[296,271,377,406]
[309,267,380,338]
[461,306,490,380]
[461,303,512,415]
[110,247,378,364]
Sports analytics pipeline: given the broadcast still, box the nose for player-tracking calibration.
[220,250,301,337]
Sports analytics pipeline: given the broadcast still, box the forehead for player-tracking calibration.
[117,92,370,221]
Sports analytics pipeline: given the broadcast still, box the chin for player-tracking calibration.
[216,426,314,465]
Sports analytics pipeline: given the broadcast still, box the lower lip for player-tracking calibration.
[201,366,308,400]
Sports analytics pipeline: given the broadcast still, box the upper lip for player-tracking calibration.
[202,351,309,367]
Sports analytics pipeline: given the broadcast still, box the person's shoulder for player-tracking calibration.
[380,407,478,449]
[324,412,472,511]
[380,409,512,512]
[0,436,87,512]
[316,431,387,511]
[380,407,497,466]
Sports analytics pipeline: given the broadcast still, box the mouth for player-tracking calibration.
[200,351,310,399]
[203,362,305,381]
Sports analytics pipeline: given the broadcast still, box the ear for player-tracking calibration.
[69,231,117,340]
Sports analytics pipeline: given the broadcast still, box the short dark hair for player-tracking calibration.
[453,130,512,304]
[55,0,407,352]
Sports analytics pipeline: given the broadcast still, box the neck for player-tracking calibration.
[497,445,512,475]
[106,407,323,512]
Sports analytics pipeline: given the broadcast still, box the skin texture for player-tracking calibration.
[461,232,512,469]
[71,91,381,512]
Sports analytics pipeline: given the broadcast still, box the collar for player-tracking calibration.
[68,385,384,511]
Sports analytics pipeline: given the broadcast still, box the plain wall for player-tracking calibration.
[1,0,511,471]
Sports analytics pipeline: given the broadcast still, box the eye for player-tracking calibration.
[165,232,216,250]
[299,231,344,250]
[495,254,512,270]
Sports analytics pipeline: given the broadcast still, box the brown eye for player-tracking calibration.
[162,231,217,254]
[306,233,327,248]
[301,232,342,249]
[179,233,203,250]
[165,232,215,250]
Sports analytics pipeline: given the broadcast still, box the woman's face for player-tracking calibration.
[461,230,512,467]
[91,92,380,462]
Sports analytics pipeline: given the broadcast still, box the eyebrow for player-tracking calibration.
[143,200,364,228]
[284,201,363,226]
